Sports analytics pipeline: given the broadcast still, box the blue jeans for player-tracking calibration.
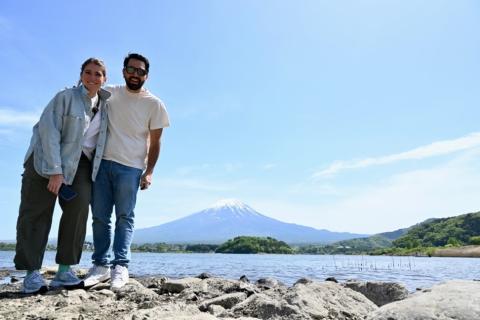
[91,160,142,267]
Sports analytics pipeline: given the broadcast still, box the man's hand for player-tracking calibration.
[140,172,152,190]
[47,174,64,195]
[140,128,162,191]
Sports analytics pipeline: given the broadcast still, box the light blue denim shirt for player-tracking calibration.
[24,85,110,184]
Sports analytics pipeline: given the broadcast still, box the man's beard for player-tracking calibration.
[125,77,145,91]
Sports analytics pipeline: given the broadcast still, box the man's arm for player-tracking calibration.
[140,128,163,190]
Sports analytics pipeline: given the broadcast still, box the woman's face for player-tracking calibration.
[81,63,106,94]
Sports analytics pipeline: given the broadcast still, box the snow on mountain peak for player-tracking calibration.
[210,198,249,210]
[206,199,264,217]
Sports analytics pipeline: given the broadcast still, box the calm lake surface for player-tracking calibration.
[1,251,478,292]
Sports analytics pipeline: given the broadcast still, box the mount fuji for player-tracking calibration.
[132,199,367,244]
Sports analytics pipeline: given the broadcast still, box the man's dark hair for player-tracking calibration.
[124,53,150,74]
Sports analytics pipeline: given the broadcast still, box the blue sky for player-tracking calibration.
[1,0,480,240]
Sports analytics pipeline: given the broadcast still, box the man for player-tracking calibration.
[84,53,169,290]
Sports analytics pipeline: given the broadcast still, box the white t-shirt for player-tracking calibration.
[82,94,101,160]
[103,85,170,169]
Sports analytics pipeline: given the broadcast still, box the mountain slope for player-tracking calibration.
[324,212,480,253]
[393,211,480,248]
[377,227,410,240]
[325,223,421,252]
[133,199,367,244]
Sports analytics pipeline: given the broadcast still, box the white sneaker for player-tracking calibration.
[110,265,129,291]
[83,265,111,287]
[23,270,47,293]
[50,269,82,287]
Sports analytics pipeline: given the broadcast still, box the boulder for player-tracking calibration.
[178,277,258,302]
[136,276,168,289]
[368,280,480,320]
[325,277,338,283]
[294,278,313,285]
[284,280,378,320]
[197,272,213,279]
[114,279,160,304]
[255,277,285,289]
[207,303,226,316]
[343,280,409,306]
[230,280,377,320]
[161,277,202,293]
[126,304,219,320]
[199,292,248,311]
[231,292,302,320]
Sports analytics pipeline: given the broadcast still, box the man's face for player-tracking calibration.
[123,58,148,91]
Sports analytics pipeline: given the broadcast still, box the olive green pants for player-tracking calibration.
[14,154,92,270]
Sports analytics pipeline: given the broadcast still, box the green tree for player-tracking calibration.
[470,236,480,245]
[216,236,294,254]
[447,237,461,247]
[393,212,480,248]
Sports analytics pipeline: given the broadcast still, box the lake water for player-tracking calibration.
[1,251,478,292]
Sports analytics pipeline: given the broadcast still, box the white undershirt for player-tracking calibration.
[82,94,101,160]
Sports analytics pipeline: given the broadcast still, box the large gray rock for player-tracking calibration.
[136,275,168,289]
[368,280,480,320]
[284,281,378,320]
[230,280,377,320]
[231,292,302,320]
[124,304,219,320]
[255,277,286,289]
[114,278,160,304]
[161,277,203,293]
[177,276,259,302]
[199,292,248,311]
[343,280,409,306]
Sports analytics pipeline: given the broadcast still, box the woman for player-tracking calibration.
[14,58,110,293]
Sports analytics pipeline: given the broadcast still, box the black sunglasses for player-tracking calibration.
[125,66,147,77]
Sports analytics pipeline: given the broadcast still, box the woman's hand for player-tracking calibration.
[47,174,64,195]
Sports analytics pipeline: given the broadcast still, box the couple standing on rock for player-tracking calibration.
[14,53,170,293]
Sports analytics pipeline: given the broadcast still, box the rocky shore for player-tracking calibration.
[0,268,479,320]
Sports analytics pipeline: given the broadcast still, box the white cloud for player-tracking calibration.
[0,108,39,127]
[262,163,277,170]
[288,181,343,196]
[85,145,480,236]
[270,149,480,234]
[314,132,480,178]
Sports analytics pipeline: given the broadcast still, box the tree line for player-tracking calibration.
[2,212,479,255]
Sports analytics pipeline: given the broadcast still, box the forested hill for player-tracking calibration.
[393,211,480,248]
[298,211,480,255]
[216,236,294,254]
[302,226,411,254]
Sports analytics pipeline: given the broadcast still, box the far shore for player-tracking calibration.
[2,244,480,257]
[432,245,480,258]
